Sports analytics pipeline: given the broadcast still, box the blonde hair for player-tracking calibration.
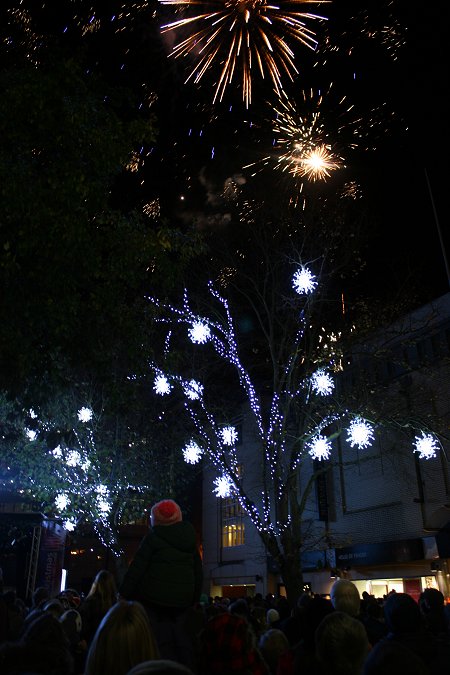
[86,569,118,615]
[84,600,160,675]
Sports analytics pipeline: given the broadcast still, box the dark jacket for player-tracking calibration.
[119,521,203,609]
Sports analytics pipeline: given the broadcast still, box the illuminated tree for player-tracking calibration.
[146,235,444,603]
[0,390,191,556]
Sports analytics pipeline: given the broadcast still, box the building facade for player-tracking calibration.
[201,293,450,602]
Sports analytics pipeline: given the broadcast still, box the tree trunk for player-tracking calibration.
[279,551,304,607]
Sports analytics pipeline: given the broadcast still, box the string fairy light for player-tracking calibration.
[147,265,442,539]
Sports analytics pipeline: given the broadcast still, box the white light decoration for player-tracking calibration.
[78,406,93,423]
[66,450,81,467]
[25,428,37,441]
[213,474,234,498]
[220,426,238,446]
[307,435,332,461]
[188,320,211,344]
[63,519,76,532]
[55,493,69,511]
[29,409,37,419]
[347,417,375,449]
[292,267,317,295]
[183,379,203,401]
[98,499,111,514]
[413,432,439,460]
[52,445,63,458]
[153,374,172,395]
[183,440,203,464]
[310,369,334,396]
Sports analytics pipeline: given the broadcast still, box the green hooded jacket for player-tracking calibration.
[119,521,203,608]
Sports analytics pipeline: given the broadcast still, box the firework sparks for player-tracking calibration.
[158,0,328,106]
[273,92,343,181]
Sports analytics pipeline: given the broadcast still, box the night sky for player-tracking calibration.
[1,0,448,303]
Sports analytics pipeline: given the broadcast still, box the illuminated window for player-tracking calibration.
[221,466,244,547]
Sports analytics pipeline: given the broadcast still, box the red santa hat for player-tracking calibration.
[150,499,182,527]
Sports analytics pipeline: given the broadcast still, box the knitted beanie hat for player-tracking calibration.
[150,499,182,527]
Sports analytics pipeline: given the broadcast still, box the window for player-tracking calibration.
[221,498,245,547]
[221,466,245,547]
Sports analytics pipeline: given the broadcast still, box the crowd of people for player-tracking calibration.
[0,500,450,674]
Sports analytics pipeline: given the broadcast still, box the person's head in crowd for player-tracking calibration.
[42,598,65,619]
[84,600,160,675]
[418,588,448,636]
[315,610,370,675]
[31,586,50,609]
[198,611,269,675]
[126,659,195,675]
[86,569,118,608]
[150,499,182,527]
[258,628,290,675]
[266,608,280,628]
[298,595,334,649]
[10,611,74,674]
[60,608,83,647]
[330,579,361,617]
[383,592,422,635]
[230,598,251,620]
[363,639,429,675]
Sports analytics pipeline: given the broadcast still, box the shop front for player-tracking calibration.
[302,537,450,601]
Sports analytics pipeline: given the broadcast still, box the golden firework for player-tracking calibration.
[159,0,328,106]
[274,93,342,181]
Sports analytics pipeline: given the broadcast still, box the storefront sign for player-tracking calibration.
[335,538,424,567]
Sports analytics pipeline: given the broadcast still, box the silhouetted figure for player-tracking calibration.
[119,499,203,670]
[79,569,118,645]
[0,611,74,674]
[198,611,269,675]
[382,591,450,675]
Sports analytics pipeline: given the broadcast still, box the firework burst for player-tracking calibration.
[158,0,329,106]
[273,89,345,180]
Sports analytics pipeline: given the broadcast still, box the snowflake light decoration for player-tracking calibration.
[307,435,332,461]
[78,406,93,423]
[183,440,203,464]
[64,519,76,532]
[52,445,63,458]
[55,493,69,511]
[188,320,211,344]
[213,474,234,498]
[153,374,172,395]
[97,499,111,514]
[25,428,37,441]
[413,432,439,460]
[310,369,334,396]
[292,267,317,295]
[66,450,82,467]
[347,417,375,449]
[183,379,203,401]
[221,425,238,446]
